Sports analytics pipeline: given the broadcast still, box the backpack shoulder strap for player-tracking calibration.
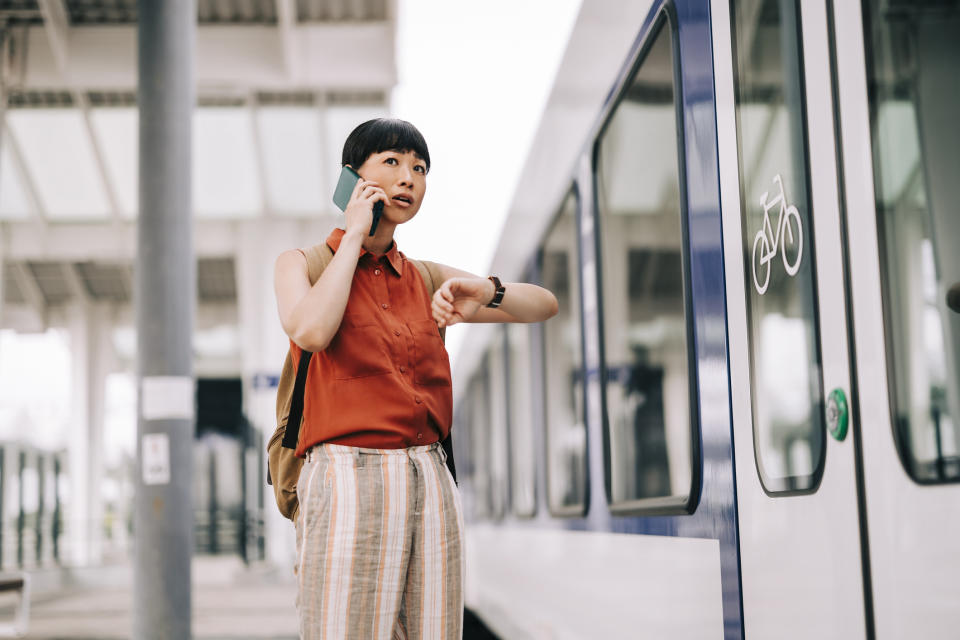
[410,259,446,342]
[422,260,446,300]
[411,259,447,299]
[410,259,436,297]
[299,243,335,286]
[276,243,332,452]
[281,348,313,449]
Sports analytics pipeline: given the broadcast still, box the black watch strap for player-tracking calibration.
[486,276,505,308]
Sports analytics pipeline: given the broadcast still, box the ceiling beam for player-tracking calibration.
[316,92,331,213]
[1,305,47,333]
[21,24,396,90]
[0,217,338,262]
[35,0,70,72]
[2,121,48,225]
[61,260,92,307]
[75,91,124,221]
[106,301,238,333]
[248,96,271,216]
[36,0,123,222]
[8,261,46,325]
[275,0,297,78]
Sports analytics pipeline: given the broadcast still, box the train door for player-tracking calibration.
[713,0,869,636]
[831,1,960,637]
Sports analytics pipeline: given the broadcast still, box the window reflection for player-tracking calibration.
[731,0,825,493]
[595,17,696,508]
[466,366,492,519]
[864,0,960,482]
[451,404,478,520]
[507,322,536,516]
[485,339,509,519]
[542,191,586,514]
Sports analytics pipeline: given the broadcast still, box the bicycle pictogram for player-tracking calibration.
[751,173,803,295]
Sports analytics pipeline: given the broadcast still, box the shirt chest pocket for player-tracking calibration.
[327,314,393,380]
[411,319,451,386]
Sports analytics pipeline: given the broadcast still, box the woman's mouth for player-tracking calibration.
[392,195,414,207]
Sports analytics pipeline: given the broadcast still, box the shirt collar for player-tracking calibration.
[326,227,404,276]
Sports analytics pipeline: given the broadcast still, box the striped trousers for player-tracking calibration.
[295,442,464,639]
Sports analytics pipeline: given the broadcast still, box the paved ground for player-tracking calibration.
[16,556,299,640]
[7,555,501,639]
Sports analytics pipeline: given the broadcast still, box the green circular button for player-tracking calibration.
[827,388,849,441]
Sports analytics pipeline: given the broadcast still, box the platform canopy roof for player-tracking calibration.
[0,0,395,331]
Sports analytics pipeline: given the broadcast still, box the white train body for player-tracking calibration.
[453,1,960,638]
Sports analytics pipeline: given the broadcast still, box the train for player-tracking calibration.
[450,0,960,638]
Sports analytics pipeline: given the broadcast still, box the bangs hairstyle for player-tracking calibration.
[341,118,431,173]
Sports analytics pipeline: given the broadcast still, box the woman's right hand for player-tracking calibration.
[344,176,386,237]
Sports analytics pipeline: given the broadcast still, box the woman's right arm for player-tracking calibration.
[274,177,386,352]
[273,231,364,352]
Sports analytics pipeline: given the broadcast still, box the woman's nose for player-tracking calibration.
[397,165,413,185]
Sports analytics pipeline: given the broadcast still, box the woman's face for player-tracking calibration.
[355,149,427,225]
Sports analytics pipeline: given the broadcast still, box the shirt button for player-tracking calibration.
[415,397,422,404]
[417,433,423,440]
[381,303,388,309]
[375,269,381,276]
[394,329,401,336]
[399,366,406,374]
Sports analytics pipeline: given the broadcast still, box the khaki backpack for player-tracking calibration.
[266,242,452,523]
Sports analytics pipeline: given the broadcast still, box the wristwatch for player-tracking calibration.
[486,276,505,308]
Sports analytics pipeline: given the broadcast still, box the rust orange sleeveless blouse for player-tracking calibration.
[293,228,453,456]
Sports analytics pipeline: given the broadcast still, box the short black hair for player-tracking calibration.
[341,118,431,173]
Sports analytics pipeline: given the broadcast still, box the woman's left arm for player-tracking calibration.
[430,263,559,328]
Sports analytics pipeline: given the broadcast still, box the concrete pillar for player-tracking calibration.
[67,303,111,566]
[134,1,196,637]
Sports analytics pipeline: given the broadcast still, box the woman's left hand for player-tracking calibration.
[431,277,493,328]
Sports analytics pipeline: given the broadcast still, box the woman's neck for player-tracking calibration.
[361,222,396,256]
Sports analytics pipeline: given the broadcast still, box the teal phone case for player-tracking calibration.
[332,165,383,235]
[332,165,360,211]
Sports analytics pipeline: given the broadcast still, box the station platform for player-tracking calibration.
[15,556,298,640]
[8,555,500,639]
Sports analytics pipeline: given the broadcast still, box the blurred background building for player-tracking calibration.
[0,0,404,576]
[0,0,580,587]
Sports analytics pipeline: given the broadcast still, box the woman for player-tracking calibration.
[273,118,557,639]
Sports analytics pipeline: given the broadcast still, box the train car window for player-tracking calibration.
[450,402,477,520]
[466,362,493,519]
[507,321,536,517]
[731,0,825,493]
[486,336,509,518]
[862,0,960,483]
[593,16,698,511]
[542,190,587,516]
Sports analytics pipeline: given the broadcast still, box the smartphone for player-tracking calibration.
[332,165,383,236]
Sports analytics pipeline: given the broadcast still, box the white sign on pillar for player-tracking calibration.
[140,376,192,486]
[142,433,171,486]
[141,376,194,420]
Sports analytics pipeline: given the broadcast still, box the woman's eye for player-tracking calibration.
[414,165,426,174]
[385,157,397,165]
